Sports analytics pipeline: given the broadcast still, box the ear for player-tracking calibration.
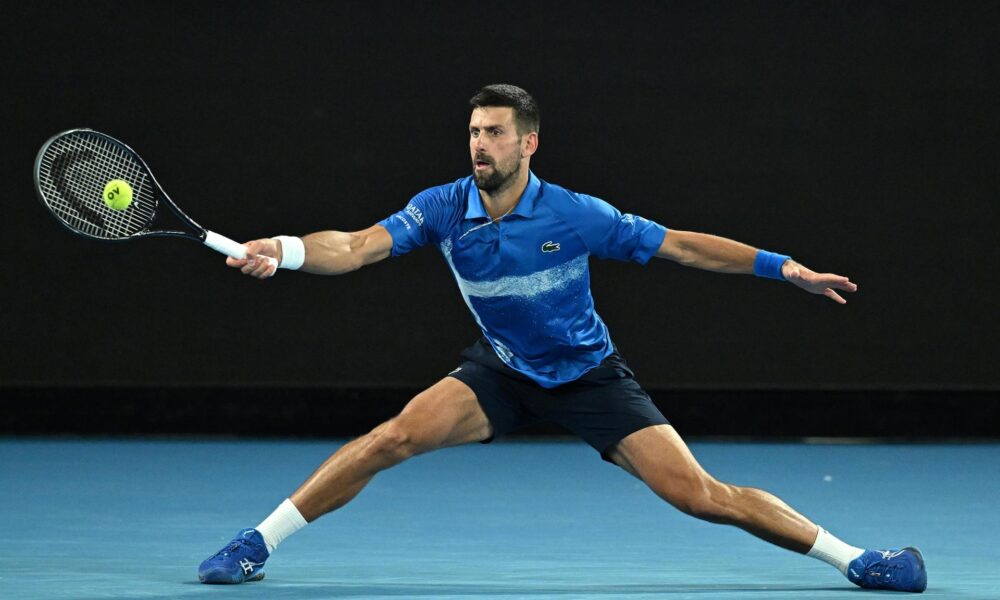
[521,132,539,158]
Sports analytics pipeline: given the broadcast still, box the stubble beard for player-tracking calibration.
[472,155,521,195]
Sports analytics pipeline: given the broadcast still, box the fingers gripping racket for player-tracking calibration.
[34,128,275,266]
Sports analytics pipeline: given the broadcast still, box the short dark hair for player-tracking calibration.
[469,84,540,135]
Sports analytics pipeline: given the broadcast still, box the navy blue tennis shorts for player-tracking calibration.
[447,338,669,459]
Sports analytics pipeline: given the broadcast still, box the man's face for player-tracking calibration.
[469,106,524,194]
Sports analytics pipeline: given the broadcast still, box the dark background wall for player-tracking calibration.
[1,2,997,432]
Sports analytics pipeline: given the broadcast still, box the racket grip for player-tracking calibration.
[204,230,280,269]
[203,230,249,259]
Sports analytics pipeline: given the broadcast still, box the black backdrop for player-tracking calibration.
[2,2,997,408]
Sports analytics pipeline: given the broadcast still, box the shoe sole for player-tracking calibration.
[199,568,265,584]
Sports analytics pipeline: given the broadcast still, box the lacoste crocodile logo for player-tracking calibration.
[541,241,560,253]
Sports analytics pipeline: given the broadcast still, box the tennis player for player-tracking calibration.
[199,84,926,593]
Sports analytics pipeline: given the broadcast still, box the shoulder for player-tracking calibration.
[407,176,471,216]
[536,178,619,230]
[537,178,615,216]
[410,177,465,202]
[396,176,474,239]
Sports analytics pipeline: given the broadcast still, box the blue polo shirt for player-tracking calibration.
[378,172,667,388]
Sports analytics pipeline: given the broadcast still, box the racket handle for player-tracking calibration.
[203,230,279,268]
[203,230,249,259]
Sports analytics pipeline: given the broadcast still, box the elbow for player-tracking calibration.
[657,230,697,265]
[327,253,365,275]
[345,255,366,273]
[670,241,700,267]
[338,245,383,274]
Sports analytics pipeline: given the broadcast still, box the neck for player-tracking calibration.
[479,163,530,219]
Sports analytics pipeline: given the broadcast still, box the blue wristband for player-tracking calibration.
[753,250,791,280]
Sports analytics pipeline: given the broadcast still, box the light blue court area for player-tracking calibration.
[0,439,997,599]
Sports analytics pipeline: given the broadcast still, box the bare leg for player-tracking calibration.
[605,424,818,553]
[290,377,491,521]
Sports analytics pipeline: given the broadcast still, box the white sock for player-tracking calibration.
[255,498,308,554]
[807,527,865,576]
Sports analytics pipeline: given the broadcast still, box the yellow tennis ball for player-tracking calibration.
[103,179,133,211]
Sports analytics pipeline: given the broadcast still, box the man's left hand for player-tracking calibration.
[782,261,859,304]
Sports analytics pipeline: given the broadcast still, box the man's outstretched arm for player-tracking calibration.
[654,229,858,304]
[226,224,393,278]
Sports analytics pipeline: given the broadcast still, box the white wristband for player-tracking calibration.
[273,236,305,270]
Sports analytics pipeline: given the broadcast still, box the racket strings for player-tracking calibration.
[37,132,157,240]
[49,149,107,231]
[71,136,146,236]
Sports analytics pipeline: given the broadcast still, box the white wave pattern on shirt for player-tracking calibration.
[439,237,588,371]
[492,339,515,363]
[439,238,588,300]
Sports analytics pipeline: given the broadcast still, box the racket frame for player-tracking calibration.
[34,128,255,261]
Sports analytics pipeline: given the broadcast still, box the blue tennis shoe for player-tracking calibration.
[847,547,927,593]
[198,528,269,584]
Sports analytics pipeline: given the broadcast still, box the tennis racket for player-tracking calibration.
[34,128,275,266]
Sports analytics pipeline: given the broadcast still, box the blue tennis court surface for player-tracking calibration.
[1,439,997,599]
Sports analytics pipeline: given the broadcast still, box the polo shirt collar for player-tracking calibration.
[465,171,541,220]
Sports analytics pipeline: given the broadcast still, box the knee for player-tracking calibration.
[663,476,737,524]
[364,419,431,463]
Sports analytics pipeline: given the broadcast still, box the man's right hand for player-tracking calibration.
[226,238,282,279]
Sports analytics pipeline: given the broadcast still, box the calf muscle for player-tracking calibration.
[609,425,818,553]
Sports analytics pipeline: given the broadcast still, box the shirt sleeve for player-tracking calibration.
[377,185,453,257]
[573,194,667,264]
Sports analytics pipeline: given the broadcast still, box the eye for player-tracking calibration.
[470,128,479,138]
[490,128,502,136]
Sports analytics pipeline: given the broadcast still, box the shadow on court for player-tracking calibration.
[155,581,857,598]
